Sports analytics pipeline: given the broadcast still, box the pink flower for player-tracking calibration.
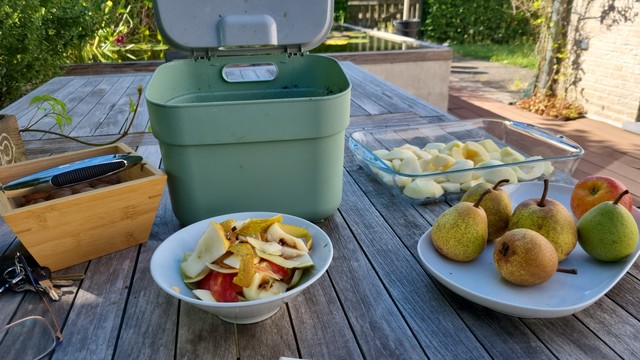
[114,34,127,46]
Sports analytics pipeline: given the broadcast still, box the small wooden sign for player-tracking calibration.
[0,114,26,165]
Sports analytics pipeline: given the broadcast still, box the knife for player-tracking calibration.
[1,153,143,197]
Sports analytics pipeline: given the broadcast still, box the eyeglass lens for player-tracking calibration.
[0,316,57,360]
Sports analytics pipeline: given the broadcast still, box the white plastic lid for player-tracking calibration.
[152,0,334,55]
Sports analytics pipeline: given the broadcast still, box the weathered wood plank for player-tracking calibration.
[113,145,179,359]
[67,76,136,138]
[338,169,489,358]
[523,314,621,359]
[288,222,364,359]
[94,75,151,136]
[573,294,640,359]
[51,247,138,359]
[19,77,120,141]
[318,185,429,358]
[1,77,74,116]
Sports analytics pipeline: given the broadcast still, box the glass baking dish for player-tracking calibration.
[348,118,584,203]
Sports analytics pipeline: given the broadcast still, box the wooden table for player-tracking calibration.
[2,62,640,359]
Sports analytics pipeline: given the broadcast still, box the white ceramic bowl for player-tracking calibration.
[150,212,333,324]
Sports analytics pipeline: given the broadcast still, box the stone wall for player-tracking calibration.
[566,0,640,129]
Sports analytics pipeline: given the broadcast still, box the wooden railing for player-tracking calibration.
[346,0,422,30]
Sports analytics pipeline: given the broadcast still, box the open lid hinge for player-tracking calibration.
[285,44,304,56]
[191,49,213,60]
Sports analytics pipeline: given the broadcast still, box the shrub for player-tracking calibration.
[422,0,534,45]
[74,0,166,63]
[0,0,100,108]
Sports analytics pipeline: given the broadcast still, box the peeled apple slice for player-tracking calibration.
[429,154,455,171]
[399,156,422,174]
[442,140,464,154]
[402,178,444,199]
[462,141,491,165]
[500,147,526,163]
[394,175,412,188]
[423,142,445,152]
[380,148,417,161]
[476,160,518,184]
[243,272,288,301]
[513,156,545,181]
[445,159,474,183]
[181,222,230,278]
[478,139,501,153]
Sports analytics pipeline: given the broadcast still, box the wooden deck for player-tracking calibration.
[449,87,640,207]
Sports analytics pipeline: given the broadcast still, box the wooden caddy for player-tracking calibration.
[0,143,166,271]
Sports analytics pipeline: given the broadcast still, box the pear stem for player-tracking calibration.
[474,189,492,208]
[537,178,550,207]
[493,179,510,190]
[613,189,629,205]
[557,267,578,275]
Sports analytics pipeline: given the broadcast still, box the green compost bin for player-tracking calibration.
[145,53,351,225]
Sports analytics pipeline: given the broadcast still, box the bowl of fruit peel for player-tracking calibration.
[348,118,584,203]
[150,212,333,324]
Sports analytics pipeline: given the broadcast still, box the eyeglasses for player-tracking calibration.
[0,253,63,359]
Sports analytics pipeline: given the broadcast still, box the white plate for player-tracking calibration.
[417,181,640,318]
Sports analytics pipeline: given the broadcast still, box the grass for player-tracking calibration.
[450,42,538,70]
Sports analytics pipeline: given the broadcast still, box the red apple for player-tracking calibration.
[570,175,633,219]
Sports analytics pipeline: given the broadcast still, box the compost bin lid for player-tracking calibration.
[152,0,334,56]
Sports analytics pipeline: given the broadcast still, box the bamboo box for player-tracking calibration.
[0,143,166,271]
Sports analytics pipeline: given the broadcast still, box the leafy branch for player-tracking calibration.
[22,85,143,146]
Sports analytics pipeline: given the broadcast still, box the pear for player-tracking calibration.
[577,189,639,262]
[431,190,490,262]
[493,228,558,286]
[460,179,512,241]
[508,179,577,261]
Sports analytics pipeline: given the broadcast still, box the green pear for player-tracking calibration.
[508,179,577,261]
[432,190,490,262]
[461,178,512,241]
[493,228,558,286]
[577,189,639,262]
